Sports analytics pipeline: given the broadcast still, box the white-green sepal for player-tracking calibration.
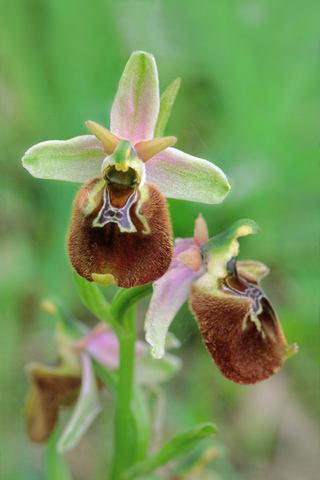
[22,135,105,183]
[146,147,230,204]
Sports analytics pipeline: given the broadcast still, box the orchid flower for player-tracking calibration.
[24,302,180,452]
[24,302,94,447]
[145,216,298,385]
[22,51,230,289]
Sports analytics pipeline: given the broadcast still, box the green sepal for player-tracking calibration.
[123,423,216,479]
[154,77,181,138]
[201,219,260,277]
[22,135,104,183]
[145,147,230,204]
[202,219,260,258]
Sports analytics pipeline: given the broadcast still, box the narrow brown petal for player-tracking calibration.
[189,286,289,385]
[67,179,173,288]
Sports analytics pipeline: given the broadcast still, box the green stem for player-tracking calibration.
[45,425,73,480]
[108,306,136,480]
[111,284,152,331]
[106,284,153,479]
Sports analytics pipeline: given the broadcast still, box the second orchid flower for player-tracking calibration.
[145,216,297,385]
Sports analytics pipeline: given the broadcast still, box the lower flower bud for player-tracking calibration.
[24,364,81,443]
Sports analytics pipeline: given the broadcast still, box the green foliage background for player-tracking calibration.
[1,0,319,478]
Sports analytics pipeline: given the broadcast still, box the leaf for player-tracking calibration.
[73,271,115,327]
[123,423,216,479]
[57,354,101,453]
[154,77,181,138]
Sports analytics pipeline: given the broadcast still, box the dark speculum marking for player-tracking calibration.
[225,257,265,315]
[105,165,139,188]
[93,186,138,232]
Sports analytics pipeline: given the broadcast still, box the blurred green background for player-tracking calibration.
[1,0,319,478]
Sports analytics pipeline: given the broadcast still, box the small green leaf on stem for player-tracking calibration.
[123,422,216,479]
[73,271,115,328]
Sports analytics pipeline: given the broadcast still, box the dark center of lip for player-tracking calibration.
[105,165,139,188]
[225,257,265,314]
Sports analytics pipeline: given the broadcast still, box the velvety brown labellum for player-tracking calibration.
[24,367,81,443]
[67,178,173,288]
[189,275,288,385]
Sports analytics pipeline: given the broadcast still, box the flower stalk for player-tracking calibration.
[109,306,137,480]
[108,285,153,478]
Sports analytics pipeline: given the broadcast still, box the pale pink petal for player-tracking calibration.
[145,147,230,204]
[57,353,101,453]
[145,264,197,359]
[86,330,146,370]
[110,51,160,145]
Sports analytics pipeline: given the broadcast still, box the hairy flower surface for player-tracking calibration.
[22,51,230,288]
[146,217,297,384]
